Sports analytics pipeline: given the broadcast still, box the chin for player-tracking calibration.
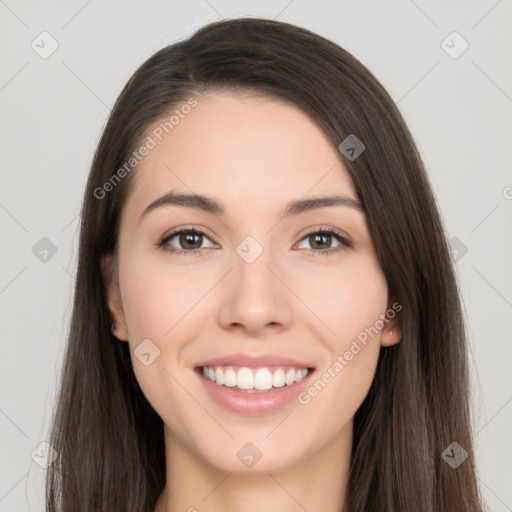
[187,428,315,475]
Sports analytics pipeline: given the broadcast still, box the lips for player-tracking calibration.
[196,353,313,369]
[194,353,315,415]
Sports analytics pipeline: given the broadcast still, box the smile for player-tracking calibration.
[201,365,310,392]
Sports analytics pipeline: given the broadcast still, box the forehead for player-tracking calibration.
[123,90,358,222]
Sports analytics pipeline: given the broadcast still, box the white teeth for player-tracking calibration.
[214,367,224,385]
[272,368,285,388]
[201,365,310,391]
[237,367,254,389]
[224,368,237,387]
[285,368,296,385]
[254,368,273,390]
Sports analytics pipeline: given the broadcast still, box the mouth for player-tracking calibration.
[194,353,316,415]
[195,365,315,393]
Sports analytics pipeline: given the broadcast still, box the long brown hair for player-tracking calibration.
[46,17,485,511]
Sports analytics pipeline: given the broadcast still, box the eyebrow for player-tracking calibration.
[138,190,365,223]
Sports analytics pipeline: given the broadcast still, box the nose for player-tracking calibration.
[216,243,292,336]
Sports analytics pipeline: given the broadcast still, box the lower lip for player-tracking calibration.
[196,369,314,416]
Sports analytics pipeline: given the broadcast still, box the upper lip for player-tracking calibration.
[196,353,314,369]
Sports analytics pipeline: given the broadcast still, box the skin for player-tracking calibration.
[103,90,402,512]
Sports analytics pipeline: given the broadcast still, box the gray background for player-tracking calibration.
[1,1,511,510]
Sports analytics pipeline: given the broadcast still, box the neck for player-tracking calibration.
[156,423,352,512]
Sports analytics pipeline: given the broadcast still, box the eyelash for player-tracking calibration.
[156,226,352,257]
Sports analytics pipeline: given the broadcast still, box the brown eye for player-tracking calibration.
[158,228,214,255]
[296,229,352,255]
[177,231,203,250]
[308,233,334,250]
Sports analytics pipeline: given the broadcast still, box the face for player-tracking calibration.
[104,90,401,474]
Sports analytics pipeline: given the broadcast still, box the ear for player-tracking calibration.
[101,253,129,341]
[380,300,402,347]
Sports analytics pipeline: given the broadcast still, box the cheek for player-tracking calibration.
[118,254,200,433]
[119,252,204,342]
[294,258,388,348]
[292,260,386,415]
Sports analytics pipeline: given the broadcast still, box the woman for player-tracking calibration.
[46,17,486,512]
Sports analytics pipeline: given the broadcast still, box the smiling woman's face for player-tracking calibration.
[104,90,401,474]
